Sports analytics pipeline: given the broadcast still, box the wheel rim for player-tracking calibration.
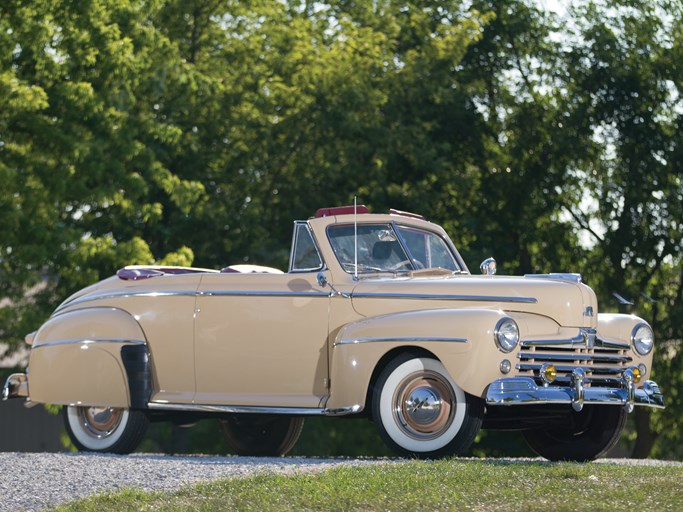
[392,370,455,440]
[76,406,123,439]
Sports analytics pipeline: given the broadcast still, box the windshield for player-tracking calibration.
[327,223,460,274]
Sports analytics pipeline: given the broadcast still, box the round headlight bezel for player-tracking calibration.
[494,317,519,353]
[631,323,654,356]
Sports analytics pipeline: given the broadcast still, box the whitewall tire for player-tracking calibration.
[372,354,483,458]
[64,405,148,454]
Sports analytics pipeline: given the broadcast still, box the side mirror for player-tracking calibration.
[316,271,328,288]
[480,257,497,276]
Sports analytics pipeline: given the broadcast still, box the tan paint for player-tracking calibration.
[193,272,329,407]
[597,313,655,377]
[54,275,201,404]
[27,307,147,407]
[34,307,146,345]
[29,342,130,407]
[349,276,592,328]
[20,213,655,413]
[326,309,501,407]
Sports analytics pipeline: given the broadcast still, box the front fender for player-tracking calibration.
[597,313,655,376]
[28,307,149,408]
[326,309,513,410]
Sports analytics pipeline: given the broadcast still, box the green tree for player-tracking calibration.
[1,0,681,459]
[0,0,202,348]
[556,0,683,458]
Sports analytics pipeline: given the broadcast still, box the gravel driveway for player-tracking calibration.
[0,452,378,511]
[1,453,680,512]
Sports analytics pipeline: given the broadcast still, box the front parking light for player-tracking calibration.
[540,363,557,385]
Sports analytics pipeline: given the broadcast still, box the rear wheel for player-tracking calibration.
[523,405,627,461]
[64,405,148,454]
[372,354,483,458]
[219,414,304,456]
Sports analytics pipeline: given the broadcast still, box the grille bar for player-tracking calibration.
[518,331,631,388]
[517,363,626,375]
[518,353,632,364]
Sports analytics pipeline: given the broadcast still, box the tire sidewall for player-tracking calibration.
[65,406,130,452]
[375,356,467,454]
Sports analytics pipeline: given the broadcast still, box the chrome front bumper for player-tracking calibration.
[486,371,664,413]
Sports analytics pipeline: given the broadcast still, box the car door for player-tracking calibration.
[193,271,330,408]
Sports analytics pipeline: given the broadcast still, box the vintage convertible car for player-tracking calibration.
[3,206,665,460]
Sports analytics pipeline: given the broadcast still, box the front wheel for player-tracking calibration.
[219,414,304,456]
[522,405,627,461]
[372,354,483,458]
[63,405,149,454]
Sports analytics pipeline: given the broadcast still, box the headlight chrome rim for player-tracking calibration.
[631,323,654,356]
[494,317,519,353]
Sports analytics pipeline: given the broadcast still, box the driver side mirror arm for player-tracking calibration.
[317,271,350,298]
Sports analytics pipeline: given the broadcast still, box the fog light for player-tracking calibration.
[631,366,642,384]
[540,363,557,384]
[499,359,511,374]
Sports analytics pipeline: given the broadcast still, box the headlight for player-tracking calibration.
[631,323,654,355]
[494,318,519,353]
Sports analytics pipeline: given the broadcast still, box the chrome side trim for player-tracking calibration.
[32,338,147,349]
[57,291,198,311]
[62,289,530,309]
[525,273,582,283]
[58,289,329,311]
[147,402,363,416]
[485,377,665,409]
[197,291,330,298]
[351,292,537,304]
[335,336,468,347]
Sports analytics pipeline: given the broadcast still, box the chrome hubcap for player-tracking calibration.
[393,371,455,440]
[77,407,123,439]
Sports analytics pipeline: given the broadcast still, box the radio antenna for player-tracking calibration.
[354,196,358,280]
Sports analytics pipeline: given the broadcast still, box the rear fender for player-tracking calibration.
[28,307,150,408]
[326,309,513,410]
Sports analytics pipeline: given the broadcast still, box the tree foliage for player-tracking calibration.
[1,0,681,458]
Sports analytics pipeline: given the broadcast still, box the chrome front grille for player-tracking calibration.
[517,345,632,387]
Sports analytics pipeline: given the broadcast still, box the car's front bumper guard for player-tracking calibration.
[486,369,664,412]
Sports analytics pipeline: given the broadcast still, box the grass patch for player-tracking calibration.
[55,459,683,511]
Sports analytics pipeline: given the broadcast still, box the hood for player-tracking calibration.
[351,273,598,328]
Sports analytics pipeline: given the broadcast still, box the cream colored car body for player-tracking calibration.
[7,211,662,422]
